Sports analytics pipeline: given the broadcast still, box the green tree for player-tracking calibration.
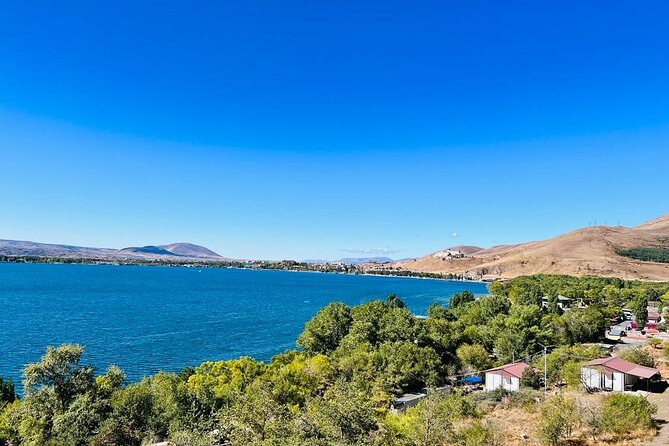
[306,379,377,444]
[23,344,94,411]
[297,302,352,355]
[561,306,607,344]
[15,346,127,446]
[266,351,331,407]
[386,294,406,309]
[536,396,579,446]
[632,295,649,328]
[520,367,542,389]
[404,393,456,446]
[456,344,491,373]
[224,381,292,445]
[0,378,15,409]
[450,291,475,309]
[456,420,502,446]
[94,382,154,446]
[545,293,562,315]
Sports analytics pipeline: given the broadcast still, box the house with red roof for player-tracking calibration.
[581,357,660,392]
[484,362,529,392]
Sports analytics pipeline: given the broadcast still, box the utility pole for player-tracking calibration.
[538,343,554,396]
[544,345,548,396]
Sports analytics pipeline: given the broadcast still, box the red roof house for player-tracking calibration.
[581,357,660,391]
[485,362,529,392]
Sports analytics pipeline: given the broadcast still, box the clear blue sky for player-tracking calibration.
[1,1,668,260]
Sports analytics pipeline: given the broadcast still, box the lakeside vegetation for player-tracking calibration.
[1,274,668,445]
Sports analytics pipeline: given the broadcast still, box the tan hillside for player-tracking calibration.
[390,214,669,281]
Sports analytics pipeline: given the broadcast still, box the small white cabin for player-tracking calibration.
[581,357,659,392]
[485,362,529,392]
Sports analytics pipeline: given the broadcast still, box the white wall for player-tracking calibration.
[485,372,502,391]
[581,367,600,390]
[581,367,632,391]
[485,373,520,392]
[507,377,520,391]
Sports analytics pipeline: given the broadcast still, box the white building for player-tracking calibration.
[484,362,529,392]
[540,295,572,310]
[581,357,660,392]
[433,249,465,260]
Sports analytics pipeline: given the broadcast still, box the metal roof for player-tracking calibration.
[485,362,529,378]
[585,357,659,379]
[395,393,426,403]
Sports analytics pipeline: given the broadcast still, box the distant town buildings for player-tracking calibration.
[433,249,465,260]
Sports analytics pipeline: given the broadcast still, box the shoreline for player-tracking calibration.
[0,256,487,283]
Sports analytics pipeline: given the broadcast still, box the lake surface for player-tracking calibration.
[0,263,487,389]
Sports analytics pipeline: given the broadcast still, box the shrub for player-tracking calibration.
[456,420,502,446]
[536,396,579,446]
[648,337,662,349]
[520,367,542,389]
[507,389,541,411]
[601,393,656,434]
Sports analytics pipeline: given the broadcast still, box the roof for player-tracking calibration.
[585,357,659,379]
[485,362,529,378]
[395,393,426,404]
[541,295,572,301]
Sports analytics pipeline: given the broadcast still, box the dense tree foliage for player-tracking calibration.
[1,275,666,445]
[0,379,15,409]
[449,290,475,308]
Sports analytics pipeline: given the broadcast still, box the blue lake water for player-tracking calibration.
[0,263,487,389]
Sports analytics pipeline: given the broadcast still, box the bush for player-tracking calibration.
[456,420,502,446]
[648,337,662,349]
[601,393,656,434]
[536,396,579,446]
[520,367,542,389]
[507,389,542,411]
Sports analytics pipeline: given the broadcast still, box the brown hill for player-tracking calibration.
[391,215,669,281]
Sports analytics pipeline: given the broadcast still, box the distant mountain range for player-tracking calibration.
[6,214,669,281]
[389,214,669,281]
[0,240,225,261]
